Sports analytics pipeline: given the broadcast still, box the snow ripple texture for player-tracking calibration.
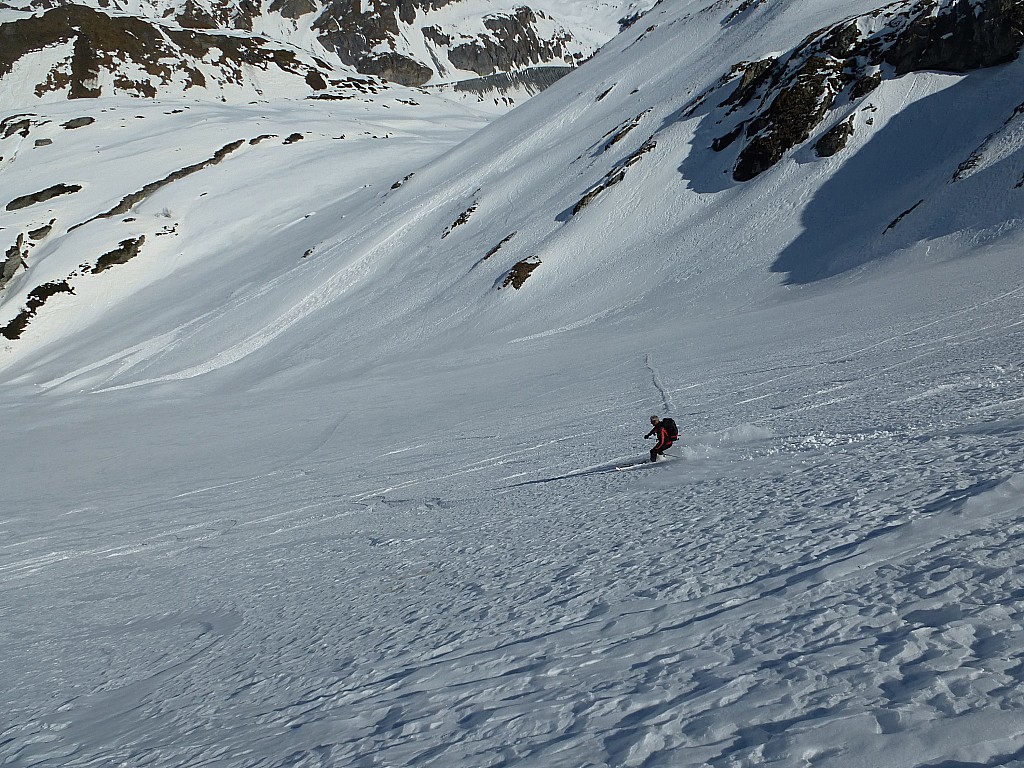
[4,281,1024,768]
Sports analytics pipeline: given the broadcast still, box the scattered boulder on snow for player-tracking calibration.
[28,220,55,242]
[61,117,96,130]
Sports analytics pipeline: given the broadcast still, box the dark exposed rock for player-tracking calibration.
[814,114,855,157]
[28,220,55,241]
[882,0,1024,74]
[311,0,582,84]
[93,235,145,273]
[734,55,843,182]
[952,101,1024,181]
[722,0,771,25]
[79,140,244,226]
[851,71,882,98]
[305,69,328,89]
[603,110,650,152]
[61,116,95,129]
[1,234,26,289]
[421,25,452,46]
[68,32,103,98]
[176,0,220,29]
[2,116,34,138]
[573,137,656,215]
[711,122,744,152]
[175,0,262,31]
[501,258,540,289]
[357,52,432,86]
[719,58,776,111]
[442,202,477,238]
[269,0,318,20]
[481,232,515,261]
[1,279,75,340]
[2,0,596,95]
[448,7,575,76]
[6,183,82,211]
[390,172,414,189]
[884,199,925,232]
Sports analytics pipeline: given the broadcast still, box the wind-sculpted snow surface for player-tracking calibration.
[3,247,1024,766]
[3,0,1024,764]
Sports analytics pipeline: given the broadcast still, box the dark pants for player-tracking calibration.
[650,443,672,462]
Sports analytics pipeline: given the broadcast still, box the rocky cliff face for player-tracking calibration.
[700,0,1024,181]
[0,2,385,100]
[0,0,648,99]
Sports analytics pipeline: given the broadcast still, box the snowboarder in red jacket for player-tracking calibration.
[645,415,678,462]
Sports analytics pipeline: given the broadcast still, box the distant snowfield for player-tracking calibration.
[4,0,1024,764]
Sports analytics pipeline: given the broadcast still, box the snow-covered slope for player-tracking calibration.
[3,0,1024,765]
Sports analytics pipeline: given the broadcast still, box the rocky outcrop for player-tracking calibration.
[0,0,631,97]
[447,7,577,76]
[814,115,855,157]
[311,2,583,85]
[93,236,145,274]
[708,0,1024,181]
[500,258,541,289]
[573,137,656,215]
[1,234,27,289]
[0,4,351,99]
[1,279,75,340]
[441,202,477,238]
[6,183,82,211]
[81,140,244,225]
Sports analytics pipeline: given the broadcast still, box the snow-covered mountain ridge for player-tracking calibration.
[0,0,650,105]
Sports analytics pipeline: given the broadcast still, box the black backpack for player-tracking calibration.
[662,417,678,440]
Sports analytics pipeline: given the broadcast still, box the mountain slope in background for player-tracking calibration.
[4,0,1023,384]
[0,0,651,106]
[3,0,1024,765]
